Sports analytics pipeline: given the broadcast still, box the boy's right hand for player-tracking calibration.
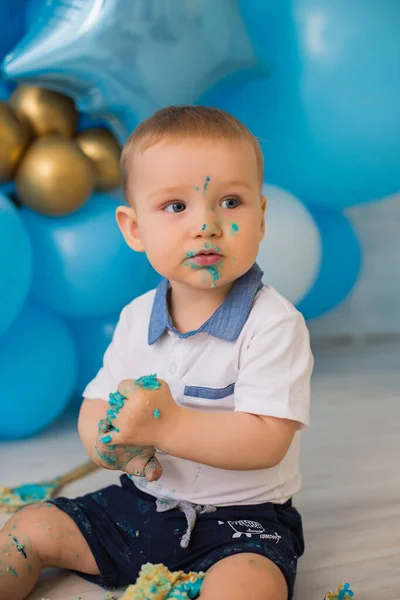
[95,417,163,482]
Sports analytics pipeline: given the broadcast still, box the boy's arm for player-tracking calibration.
[78,397,109,466]
[80,386,296,471]
[112,378,300,471]
[158,408,298,470]
[76,304,162,478]
[77,396,285,470]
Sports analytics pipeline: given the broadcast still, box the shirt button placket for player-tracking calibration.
[169,362,177,375]
[167,335,184,380]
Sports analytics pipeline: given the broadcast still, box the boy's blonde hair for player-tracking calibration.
[120,105,264,193]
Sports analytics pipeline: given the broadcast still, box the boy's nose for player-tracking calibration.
[193,209,222,237]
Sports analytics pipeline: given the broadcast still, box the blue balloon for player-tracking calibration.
[0,181,17,197]
[202,0,400,209]
[0,78,16,97]
[78,112,109,132]
[296,207,362,320]
[21,193,161,318]
[0,301,77,440]
[0,193,32,335]
[3,0,259,142]
[0,79,11,100]
[68,313,118,395]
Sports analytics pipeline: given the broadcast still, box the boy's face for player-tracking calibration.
[117,137,266,291]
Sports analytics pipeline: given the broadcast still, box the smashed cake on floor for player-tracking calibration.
[120,562,204,600]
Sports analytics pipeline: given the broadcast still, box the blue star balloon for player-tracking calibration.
[2,0,259,141]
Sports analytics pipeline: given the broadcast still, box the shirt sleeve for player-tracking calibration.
[82,306,131,401]
[234,311,313,429]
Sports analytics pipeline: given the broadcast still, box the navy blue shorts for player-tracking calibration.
[50,474,304,599]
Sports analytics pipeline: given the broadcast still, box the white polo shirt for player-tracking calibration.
[84,263,313,506]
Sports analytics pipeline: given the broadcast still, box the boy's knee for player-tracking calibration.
[200,553,288,600]
[1,503,61,567]
[2,502,99,575]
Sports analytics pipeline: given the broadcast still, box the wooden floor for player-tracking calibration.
[1,342,399,600]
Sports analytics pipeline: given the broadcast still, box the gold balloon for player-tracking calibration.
[76,128,121,190]
[9,85,78,138]
[15,136,95,216]
[0,101,31,183]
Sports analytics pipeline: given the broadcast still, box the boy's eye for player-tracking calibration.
[221,197,241,209]
[165,202,186,213]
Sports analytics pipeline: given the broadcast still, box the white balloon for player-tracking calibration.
[258,184,322,304]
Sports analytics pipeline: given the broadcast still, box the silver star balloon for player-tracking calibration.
[3,0,259,140]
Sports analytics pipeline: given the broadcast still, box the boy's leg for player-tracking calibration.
[0,502,99,600]
[199,553,288,600]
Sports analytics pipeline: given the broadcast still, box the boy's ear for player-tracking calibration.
[260,194,267,239]
[115,205,145,252]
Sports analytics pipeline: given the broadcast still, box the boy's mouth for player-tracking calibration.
[190,249,223,267]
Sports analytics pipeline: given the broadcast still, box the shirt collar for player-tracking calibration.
[148,263,264,345]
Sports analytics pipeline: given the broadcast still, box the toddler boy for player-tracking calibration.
[0,106,313,600]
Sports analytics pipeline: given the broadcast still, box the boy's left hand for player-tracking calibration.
[113,376,180,448]
[95,377,180,479]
